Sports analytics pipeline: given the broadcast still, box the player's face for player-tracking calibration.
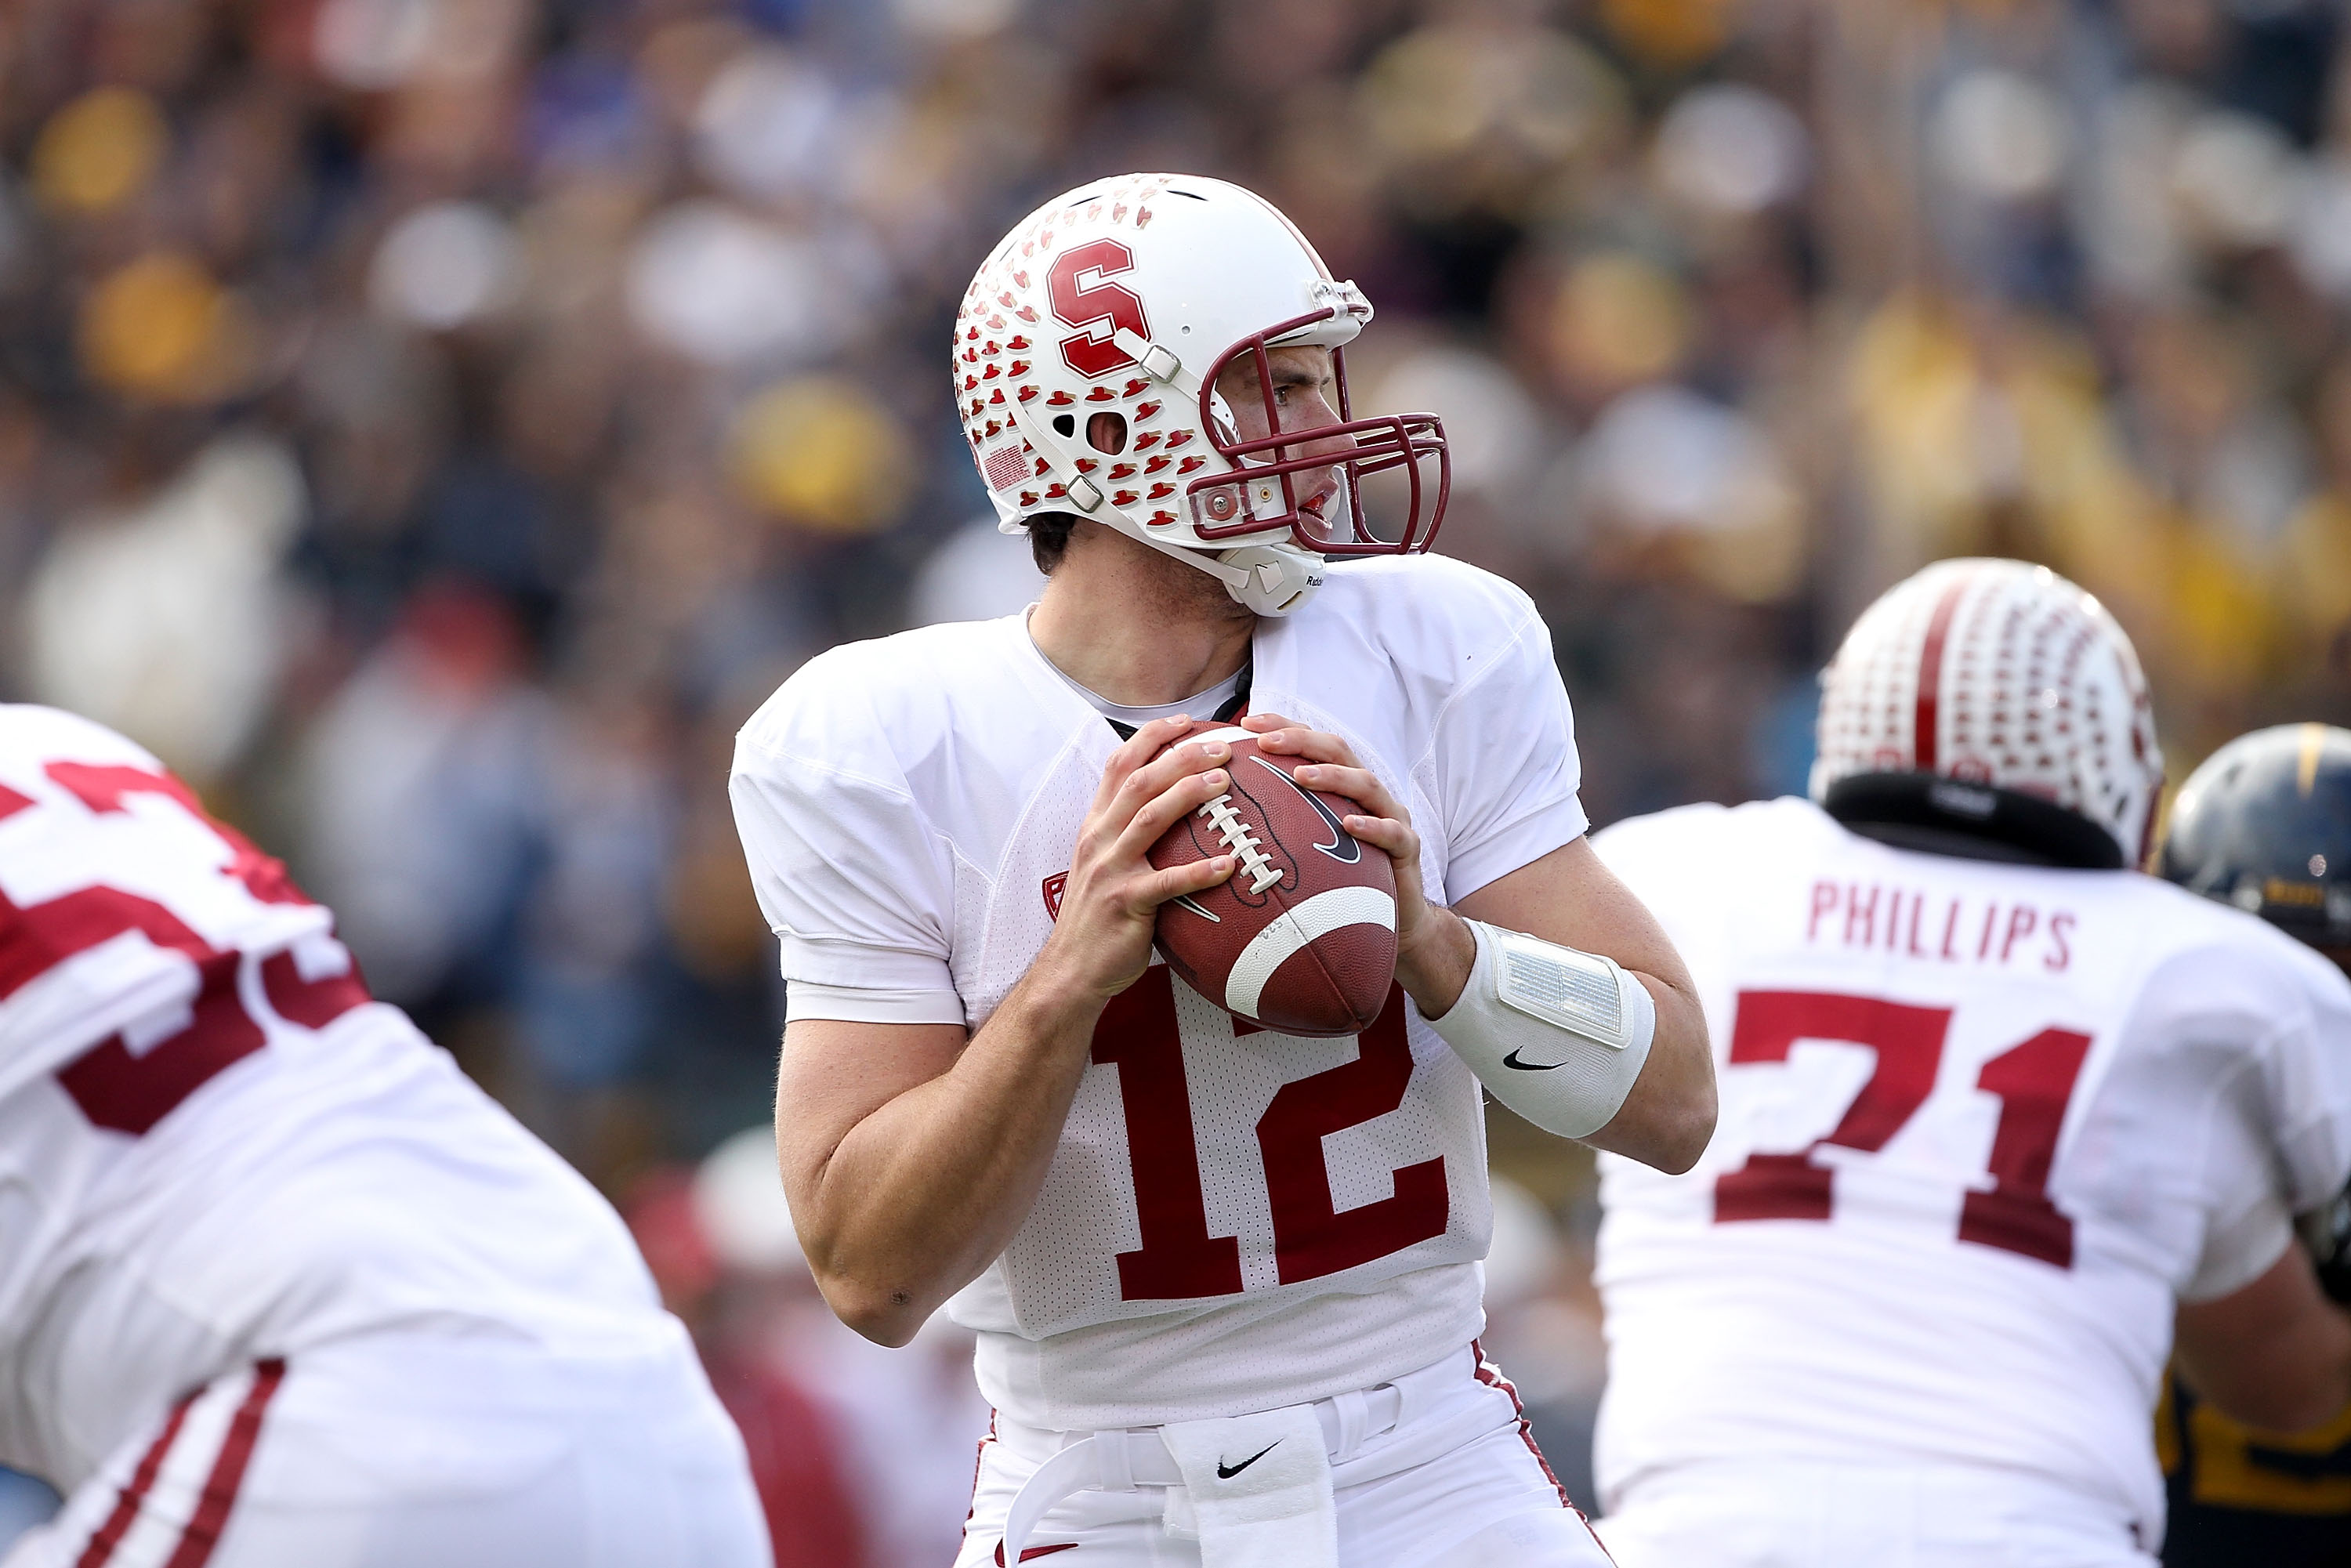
[1213,344,1350,538]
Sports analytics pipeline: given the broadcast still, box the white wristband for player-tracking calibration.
[1425,920,1656,1139]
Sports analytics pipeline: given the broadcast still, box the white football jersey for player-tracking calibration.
[0,705,677,1494]
[730,554,1588,1432]
[1590,798,2351,1544]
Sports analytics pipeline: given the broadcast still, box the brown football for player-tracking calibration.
[1146,720,1398,1036]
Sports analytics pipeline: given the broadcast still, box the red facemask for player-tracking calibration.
[1183,307,1451,558]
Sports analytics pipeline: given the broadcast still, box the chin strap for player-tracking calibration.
[1111,523,1324,616]
[1208,541,1327,615]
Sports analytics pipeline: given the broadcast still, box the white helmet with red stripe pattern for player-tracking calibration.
[955,172,1448,616]
[1810,557,2164,869]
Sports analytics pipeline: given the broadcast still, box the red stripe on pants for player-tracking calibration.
[1470,1340,1619,1566]
[75,1392,199,1568]
[161,1359,285,1568]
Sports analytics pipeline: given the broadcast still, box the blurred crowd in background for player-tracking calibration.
[2,0,2348,1558]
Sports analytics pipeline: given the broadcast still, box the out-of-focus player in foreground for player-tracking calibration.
[730,173,1714,1567]
[1588,559,2351,1567]
[0,705,770,1568]
[2154,722,2351,1568]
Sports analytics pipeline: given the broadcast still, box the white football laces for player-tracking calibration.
[1196,791,1283,893]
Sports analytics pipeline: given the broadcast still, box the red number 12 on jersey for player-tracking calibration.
[1093,969,1448,1301]
[1712,989,2092,1266]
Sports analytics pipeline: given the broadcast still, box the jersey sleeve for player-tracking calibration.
[2180,1057,2298,1302]
[2174,936,2351,1302]
[729,711,966,1028]
[1429,592,1588,904]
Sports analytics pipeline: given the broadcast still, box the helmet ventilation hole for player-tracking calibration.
[1086,413,1128,454]
[1052,414,1075,437]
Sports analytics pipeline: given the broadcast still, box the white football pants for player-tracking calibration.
[1598,1461,2157,1568]
[2,1328,770,1568]
[956,1344,1616,1567]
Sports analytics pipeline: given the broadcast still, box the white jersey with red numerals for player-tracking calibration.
[0,704,679,1495]
[730,554,1588,1433]
[1589,797,2351,1548]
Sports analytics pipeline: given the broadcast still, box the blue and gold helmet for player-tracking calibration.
[2160,723,2351,953]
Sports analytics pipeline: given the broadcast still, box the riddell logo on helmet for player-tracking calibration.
[1049,239,1150,379]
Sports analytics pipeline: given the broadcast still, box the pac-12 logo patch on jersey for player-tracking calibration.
[1042,872,1067,922]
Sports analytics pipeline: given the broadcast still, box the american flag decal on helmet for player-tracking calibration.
[983,443,1029,492]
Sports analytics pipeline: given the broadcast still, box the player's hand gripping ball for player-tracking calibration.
[1146,721,1398,1035]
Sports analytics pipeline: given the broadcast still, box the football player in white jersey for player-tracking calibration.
[0,704,770,1568]
[728,173,1716,1568]
[1587,559,2351,1568]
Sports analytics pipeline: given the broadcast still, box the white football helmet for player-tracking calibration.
[1811,558,2164,869]
[955,172,1449,615]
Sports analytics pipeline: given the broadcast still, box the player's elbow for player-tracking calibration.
[818,1275,926,1348]
[1633,1027,1719,1174]
[801,1233,929,1346]
[1590,1045,1716,1174]
[1637,987,1717,1174]
[1647,1074,1717,1175]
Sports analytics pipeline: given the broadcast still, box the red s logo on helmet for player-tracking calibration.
[1049,239,1150,378]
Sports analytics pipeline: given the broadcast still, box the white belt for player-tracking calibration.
[999,1382,1412,1566]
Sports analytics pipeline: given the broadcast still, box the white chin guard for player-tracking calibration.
[1425,920,1657,1140]
[1120,521,1326,615]
[1212,541,1325,615]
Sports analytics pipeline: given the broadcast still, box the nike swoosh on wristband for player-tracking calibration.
[1502,1048,1567,1072]
[1248,756,1360,864]
[1216,1440,1281,1479]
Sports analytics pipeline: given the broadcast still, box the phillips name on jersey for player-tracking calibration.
[1589,796,2351,1547]
[730,553,1590,1433]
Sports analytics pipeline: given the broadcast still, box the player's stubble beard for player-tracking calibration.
[1074,516,1257,633]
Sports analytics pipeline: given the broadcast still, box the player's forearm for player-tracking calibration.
[798,972,1107,1345]
[1393,903,1477,1017]
[1581,974,1715,1174]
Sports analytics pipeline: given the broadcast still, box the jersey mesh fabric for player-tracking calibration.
[1588,797,2351,1547]
[732,554,1590,1430]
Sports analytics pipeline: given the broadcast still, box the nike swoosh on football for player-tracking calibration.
[1502,1048,1567,1072]
[1248,755,1360,864]
[1170,893,1221,922]
[1216,1440,1281,1479]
